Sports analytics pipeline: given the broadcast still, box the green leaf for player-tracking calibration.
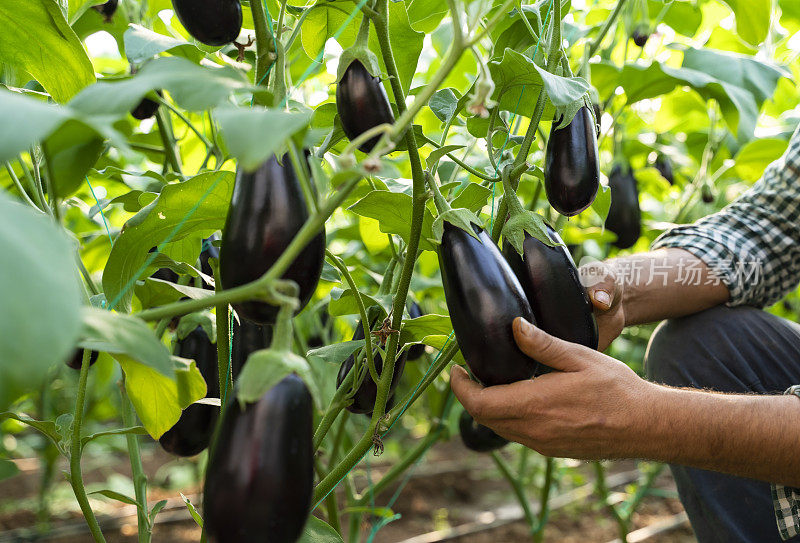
[400,314,453,345]
[426,145,465,168]
[216,107,312,171]
[451,183,493,213]
[0,413,64,453]
[69,56,253,116]
[0,194,82,410]
[42,119,105,199]
[501,210,552,256]
[88,489,140,506]
[118,355,206,439]
[349,190,436,251]
[428,88,460,123]
[80,308,174,377]
[236,350,317,405]
[0,0,95,102]
[371,0,425,95]
[0,459,20,482]
[307,340,366,365]
[102,170,234,312]
[328,289,392,318]
[718,0,771,46]
[297,516,345,543]
[591,184,612,225]
[431,208,481,244]
[135,278,214,310]
[0,90,70,164]
[176,312,216,343]
[149,500,169,524]
[733,138,789,182]
[124,24,204,64]
[181,493,204,528]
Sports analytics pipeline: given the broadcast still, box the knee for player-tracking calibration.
[644,305,737,388]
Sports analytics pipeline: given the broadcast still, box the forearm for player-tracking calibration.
[634,383,800,486]
[610,248,729,326]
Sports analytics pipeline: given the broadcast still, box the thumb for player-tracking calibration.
[579,262,616,311]
[513,318,587,373]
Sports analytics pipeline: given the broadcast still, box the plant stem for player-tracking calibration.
[136,173,362,322]
[213,262,232,398]
[155,109,183,178]
[69,350,106,542]
[316,458,343,533]
[251,0,276,88]
[5,162,41,211]
[533,456,554,542]
[581,0,628,67]
[120,381,150,543]
[326,251,378,384]
[492,451,538,533]
[420,135,495,181]
[593,461,629,542]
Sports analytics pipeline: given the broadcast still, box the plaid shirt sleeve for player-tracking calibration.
[772,386,800,540]
[652,125,800,308]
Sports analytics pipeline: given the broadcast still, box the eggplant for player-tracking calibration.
[220,155,325,325]
[204,374,313,543]
[230,317,271,380]
[606,164,641,249]
[171,0,242,47]
[544,106,600,217]
[66,349,99,370]
[159,327,219,457]
[631,29,650,47]
[336,59,395,153]
[503,224,598,358]
[92,0,118,22]
[199,234,220,280]
[336,316,407,415]
[702,184,715,204]
[406,302,426,360]
[459,409,508,452]
[439,222,539,386]
[655,154,674,185]
[131,91,162,121]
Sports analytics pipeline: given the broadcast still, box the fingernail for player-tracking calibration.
[594,290,611,307]
[517,317,535,336]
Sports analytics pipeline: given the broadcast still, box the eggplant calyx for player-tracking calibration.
[431,208,482,244]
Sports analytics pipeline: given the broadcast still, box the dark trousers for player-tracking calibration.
[645,305,800,543]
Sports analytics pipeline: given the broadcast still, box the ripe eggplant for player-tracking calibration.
[220,155,325,325]
[199,234,220,280]
[439,222,539,386]
[204,374,313,543]
[92,0,118,22]
[131,90,162,121]
[336,316,407,415]
[230,317,271,380]
[544,106,600,217]
[654,154,674,185]
[503,224,598,356]
[159,327,219,457]
[336,59,395,153]
[171,0,242,47]
[606,164,641,249]
[459,409,508,452]
[631,29,650,47]
[406,302,426,360]
[66,349,99,370]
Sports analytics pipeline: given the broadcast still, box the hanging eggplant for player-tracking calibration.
[336,59,395,153]
[204,374,313,543]
[92,0,118,22]
[171,0,242,46]
[220,155,325,325]
[336,314,407,415]
[503,225,598,361]
[66,349,99,370]
[405,302,426,360]
[131,90,162,120]
[544,106,600,217]
[606,164,641,249]
[439,222,539,386]
[458,409,508,452]
[159,327,219,457]
[654,154,674,185]
[230,317,271,380]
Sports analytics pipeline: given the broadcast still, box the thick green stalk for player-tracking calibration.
[533,456,554,542]
[251,0,276,87]
[593,461,629,542]
[155,109,183,178]
[120,382,150,543]
[136,173,362,322]
[69,350,106,542]
[5,162,41,210]
[213,263,232,398]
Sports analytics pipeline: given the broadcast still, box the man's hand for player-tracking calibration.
[450,317,655,460]
[579,259,624,351]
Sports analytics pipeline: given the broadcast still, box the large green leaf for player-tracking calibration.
[298,517,345,543]
[124,24,204,64]
[79,308,174,377]
[718,0,771,46]
[0,90,70,163]
[0,0,94,103]
[118,354,206,439]
[349,190,437,251]
[102,171,235,312]
[0,193,82,410]
[732,138,789,183]
[370,0,425,95]
[42,119,105,199]
[215,107,312,171]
